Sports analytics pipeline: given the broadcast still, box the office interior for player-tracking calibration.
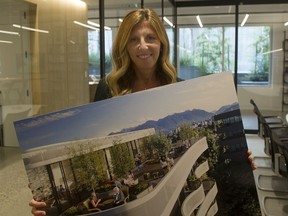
[1,0,288,215]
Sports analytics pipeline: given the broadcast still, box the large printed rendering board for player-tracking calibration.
[15,72,261,216]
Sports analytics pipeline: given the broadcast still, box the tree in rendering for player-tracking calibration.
[67,144,107,193]
[109,139,135,178]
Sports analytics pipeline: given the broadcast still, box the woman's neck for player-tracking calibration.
[132,69,160,92]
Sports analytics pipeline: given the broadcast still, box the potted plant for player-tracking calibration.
[187,174,201,191]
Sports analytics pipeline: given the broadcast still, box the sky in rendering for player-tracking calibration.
[15,72,239,151]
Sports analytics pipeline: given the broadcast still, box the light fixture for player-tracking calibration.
[118,18,123,23]
[0,40,13,44]
[0,30,19,35]
[228,6,232,14]
[163,16,174,28]
[285,21,288,26]
[69,0,86,7]
[12,24,49,33]
[73,21,98,30]
[196,15,203,28]
[241,14,249,27]
[263,48,283,55]
[87,21,111,30]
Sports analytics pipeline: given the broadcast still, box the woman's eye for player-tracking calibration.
[130,37,138,42]
[147,36,158,43]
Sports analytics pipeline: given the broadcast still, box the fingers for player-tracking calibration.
[247,149,257,170]
[29,199,46,208]
[247,149,252,156]
[29,199,46,216]
[31,207,46,216]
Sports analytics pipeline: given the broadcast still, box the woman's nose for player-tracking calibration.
[138,38,148,50]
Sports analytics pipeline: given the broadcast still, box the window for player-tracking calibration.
[166,28,175,65]
[178,26,271,86]
[88,29,112,81]
[238,26,270,85]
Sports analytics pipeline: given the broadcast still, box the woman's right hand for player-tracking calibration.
[29,199,46,216]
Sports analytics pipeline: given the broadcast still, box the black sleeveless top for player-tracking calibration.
[94,77,183,102]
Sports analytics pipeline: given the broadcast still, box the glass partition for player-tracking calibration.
[0,0,90,147]
[175,3,288,112]
[177,6,236,80]
[0,0,176,143]
[163,1,176,65]
[238,3,288,111]
[2,1,287,135]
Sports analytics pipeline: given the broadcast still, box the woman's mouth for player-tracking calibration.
[137,54,151,59]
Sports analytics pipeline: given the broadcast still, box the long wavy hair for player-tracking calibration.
[106,8,177,96]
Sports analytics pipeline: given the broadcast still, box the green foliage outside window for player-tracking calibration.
[249,26,270,82]
[179,26,270,85]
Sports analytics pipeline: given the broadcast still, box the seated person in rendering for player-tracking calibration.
[160,156,168,168]
[59,185,65,199]
[115,180,123,188]
[124,170,137,187]
[135,152,142,166]
[113,186,125,206]
[166,156,174,168]
[89,192,102,209]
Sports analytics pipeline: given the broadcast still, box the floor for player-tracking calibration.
[247,134,288,216]
[1,110,288,216]
[0,147,32,215]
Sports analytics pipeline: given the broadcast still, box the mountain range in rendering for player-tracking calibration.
[111,102,240,135]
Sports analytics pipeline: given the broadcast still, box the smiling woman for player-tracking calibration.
[94,8,178,101]
[126,21,162,92]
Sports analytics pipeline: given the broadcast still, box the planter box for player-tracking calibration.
[136,185,153,199]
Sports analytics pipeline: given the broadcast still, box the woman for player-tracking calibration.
[29,8,255,216]
[89,192,102,209]
[94,8,178,101]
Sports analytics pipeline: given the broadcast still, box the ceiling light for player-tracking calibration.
[118,18,123,23]
[73,21,98,30]
[284,22,288,26]
[228,6,232,14]
[0,30,19,35]
[0,40,13,44]
[87,21,111,30]
[241,14,249,27]
[196,15,203,28]
[263,48,283,55]
[163,17,174,28]
[12,24,49,33]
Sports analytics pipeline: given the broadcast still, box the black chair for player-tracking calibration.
[250,99,286,155]
[270,127,288,177]
[259,126,288,216]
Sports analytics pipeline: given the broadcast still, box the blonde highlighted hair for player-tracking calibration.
[106,8,177,97]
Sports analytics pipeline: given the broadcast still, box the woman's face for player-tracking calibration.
[127,21,161,72]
